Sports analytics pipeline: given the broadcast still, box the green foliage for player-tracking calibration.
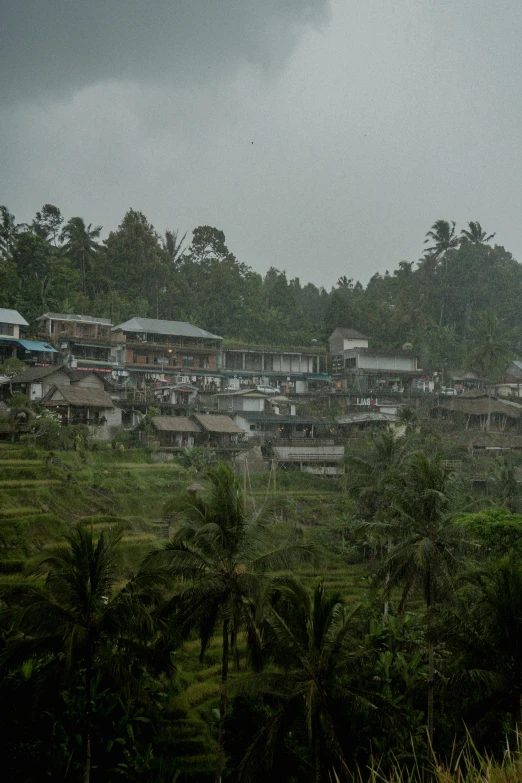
[455,507,522,556]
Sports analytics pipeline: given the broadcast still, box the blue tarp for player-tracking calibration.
[18,339,58,353]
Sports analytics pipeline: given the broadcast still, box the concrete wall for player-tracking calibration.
[357,354,416,371]
[343,338,368,350]
[88,407,122,441]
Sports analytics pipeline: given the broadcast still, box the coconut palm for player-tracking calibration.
[149,462,309,783]
[467,311,513,431]
[164,228,187,265]
[438,555,522,738]
[460,221,495,245]
[237,580,376,782]
[424,219,459,259]
[0,205,24,257]
[1,525,168,783]
[344,429,409,519]
[60,217,102,295]
[372,453,471,744]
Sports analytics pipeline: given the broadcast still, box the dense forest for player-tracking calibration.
[1,206,521,369]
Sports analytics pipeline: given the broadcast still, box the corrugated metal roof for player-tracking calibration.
[18,339,58,353]
[234,412,323,425]
[336,412,398,424]
[37,312,112,326]
[0,308,29,327]
[112,317,222,341]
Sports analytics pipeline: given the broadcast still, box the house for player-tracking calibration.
[216,388,269,414]
[493,361,522,398]
[329,328,421,392]
[152,383,198,408]
[232,412,329,441]
[112,317,223,391]
[191,414,244,448]
[218,342,328,394]
[7,364,74,401]
[40,385,122,440]
[0,307,58,365]
[150,416,199,447]
[269,442,345,475]
[328,328,369,355]
[36,312,115,372]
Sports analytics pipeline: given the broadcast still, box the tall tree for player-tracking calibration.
[60,216,102,296]
[32,204,64,246]
[239,580,375,782]
[0,205,24,257]
[460,221,495,245]
[372,453,470,745]
[1,525,167,783]
[149,462,308,783]
[424,219,459,259]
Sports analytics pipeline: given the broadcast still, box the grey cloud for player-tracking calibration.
[2,0,330,102]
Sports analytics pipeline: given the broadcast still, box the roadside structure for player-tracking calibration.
[0,307,57,365]
[329,328,421,393]
[111,317,222,391]
[218,342,328,394]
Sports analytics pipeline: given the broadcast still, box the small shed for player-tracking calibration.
[150,416,199,447]
[192,414,243,447]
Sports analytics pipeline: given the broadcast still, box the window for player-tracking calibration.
[182,355,194,367]
[0,323,14,336]
[345,357,357,368]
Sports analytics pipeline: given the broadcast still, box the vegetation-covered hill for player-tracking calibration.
[1,206,521,370]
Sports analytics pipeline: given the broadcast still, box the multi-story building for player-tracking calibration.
[329,329,421,392]
[36,312,114,372]
[0,308,58,365]
[218,343,328,394]
[111,317,223,389]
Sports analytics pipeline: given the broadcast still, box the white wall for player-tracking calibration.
[358,355,415,371]
[343,338,368,350]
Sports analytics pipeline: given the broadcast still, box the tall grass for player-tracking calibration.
[354,733,522,782]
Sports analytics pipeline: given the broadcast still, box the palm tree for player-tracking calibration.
[164,228,187,265]
[238,580,375,782]
[438,555,522,738]
[148,462,309,783]
[424,219,460,326]
[467,311,513,431]
[460,221,495,245]
[60,217,102,295]
[0,205,25,257]
[372,453,471,744]
[424,219,459,259]
[1,525,167,783]
[344,429,408,519]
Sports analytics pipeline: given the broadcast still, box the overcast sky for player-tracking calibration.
[2,0,521,288]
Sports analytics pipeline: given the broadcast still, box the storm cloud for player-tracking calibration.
[2,0,330,102]
[2,0,522,287]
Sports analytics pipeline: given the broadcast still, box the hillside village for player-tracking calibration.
[2,306,522,472]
